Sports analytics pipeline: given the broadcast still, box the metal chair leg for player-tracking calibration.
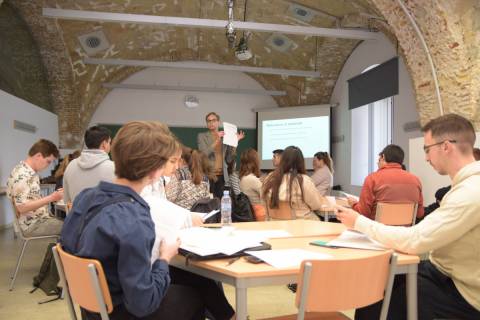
[9,239,29,291]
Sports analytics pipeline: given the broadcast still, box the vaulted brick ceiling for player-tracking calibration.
[6,0,480,147]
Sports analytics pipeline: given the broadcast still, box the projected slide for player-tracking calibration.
[261,116,329,160]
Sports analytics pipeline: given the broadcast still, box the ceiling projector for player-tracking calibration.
[235,37,252,61]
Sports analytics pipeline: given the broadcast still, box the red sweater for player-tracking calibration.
[352,163,424,220]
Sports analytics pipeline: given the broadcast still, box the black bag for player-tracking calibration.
[32,242,61,296]
[229,189,255,222]
[190,197,221,223]
[179,242,271,263]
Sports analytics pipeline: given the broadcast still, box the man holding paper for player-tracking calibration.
[197,112,245,198]
[336,114,480,320]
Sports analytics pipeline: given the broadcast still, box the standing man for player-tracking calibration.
[337,114,480,319]
[7,139,64,236]
[197,112,244,198]
[63,126,115,203]
[272,149,283,168]
[348,144,424,220]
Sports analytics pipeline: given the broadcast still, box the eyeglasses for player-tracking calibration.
[206,118,218,123]
[423,140,457,153]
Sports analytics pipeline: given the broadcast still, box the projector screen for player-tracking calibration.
[257,105,331,170]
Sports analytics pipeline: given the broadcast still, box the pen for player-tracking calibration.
[225,256,241,266]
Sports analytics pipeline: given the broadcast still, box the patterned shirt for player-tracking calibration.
[165,167,210,209]
[6,161,50,231]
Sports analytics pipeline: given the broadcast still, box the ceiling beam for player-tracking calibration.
[43,8,380,41]
[85,58,321,78]
[102,83,287,96]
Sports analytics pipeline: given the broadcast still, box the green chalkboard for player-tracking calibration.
[100,124,257,163]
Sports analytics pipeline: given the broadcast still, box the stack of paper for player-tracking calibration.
[327,230,387,251]
[245,249,333,269]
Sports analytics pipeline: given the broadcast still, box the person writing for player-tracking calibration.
[336,114,480,320]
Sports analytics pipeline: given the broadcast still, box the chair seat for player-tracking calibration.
[260,311,351,320]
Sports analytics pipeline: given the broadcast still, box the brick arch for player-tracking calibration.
[368,0,479,127]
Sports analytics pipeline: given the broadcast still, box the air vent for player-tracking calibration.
[266,33,294,52]
[403,121,421,132]
[77,29,110,55]
[13,120,36,133]
[288,4,315,22]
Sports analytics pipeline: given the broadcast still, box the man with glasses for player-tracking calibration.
[347,144,424,220]
[197,112,244,198]
[337,114,480,319]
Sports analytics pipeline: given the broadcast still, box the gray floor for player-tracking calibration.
[0,227,353,319]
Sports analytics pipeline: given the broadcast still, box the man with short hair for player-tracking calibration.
[348,144,424,220]
[197,112,244,198]
[337,114,480,319]
[63,126,115,203]
[7,139,64,236]
[272,149,283,168]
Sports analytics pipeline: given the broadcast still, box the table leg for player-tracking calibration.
[235,287,248,320]
[406,264,418,320]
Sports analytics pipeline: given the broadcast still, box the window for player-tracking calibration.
[350,65,393,186]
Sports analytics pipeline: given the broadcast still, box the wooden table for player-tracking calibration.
[172,221,419,320]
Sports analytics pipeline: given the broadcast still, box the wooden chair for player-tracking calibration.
[262,251,397,320]
[252,204,267,221]
[375,202,418,226]
[266,201,296,220]
[9,197,59,291]
[52,244,113,320]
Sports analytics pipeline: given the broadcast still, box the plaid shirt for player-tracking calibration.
[6,161,50,231]
[166,167,210,209]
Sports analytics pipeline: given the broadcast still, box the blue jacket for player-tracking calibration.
[60,181,170,317]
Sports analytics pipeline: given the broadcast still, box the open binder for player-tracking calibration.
[179,242,271,263]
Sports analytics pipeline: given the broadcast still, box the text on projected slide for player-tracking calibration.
[261,116,329,160]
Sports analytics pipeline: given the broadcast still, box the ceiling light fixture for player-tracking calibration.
[234,0,252,61]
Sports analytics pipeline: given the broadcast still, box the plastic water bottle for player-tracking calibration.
[221,190,232,226]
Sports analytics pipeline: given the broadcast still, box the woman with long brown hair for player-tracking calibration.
[239,148,265,220]
[262,146,323,220]
[166,146,211,209]
[311,151,334,196]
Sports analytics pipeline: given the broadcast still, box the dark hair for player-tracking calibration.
[379,144,404,165]
[181,147,210,185]
[422,114,475,154]
[272,149,283,155]
[28,139,59,158]
[205,112,220,122]
[225,146,237,175]
[239,148,260,178]
[314,151,334,173]
[111,121,180,181]
[263,146,306,208]
[84,126,111,149]
[473,148,480,161]
[54,150,81,179]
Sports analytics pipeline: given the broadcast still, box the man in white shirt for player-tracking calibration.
[63,126,115,203]
[337,114,480,319]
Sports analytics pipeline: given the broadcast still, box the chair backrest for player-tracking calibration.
[9,196,24,237]
[295,251,396,320]
[266,201,296,220]
[9,196,21,218]
[375,202,417,226]
[54,244,113,315]
[252,204,266,221]
[66,202,73,214]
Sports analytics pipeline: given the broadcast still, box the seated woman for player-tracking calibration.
[166,146,211,210]
[262,146,324,220]
[311,151,334,196]
[239,148,266,221]
[60,121,234,320]
[224,146,241,195]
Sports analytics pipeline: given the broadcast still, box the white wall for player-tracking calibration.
[91,65,278,128]
[409,133,480,204]
[0,90,59,227]
[330,33,421,194]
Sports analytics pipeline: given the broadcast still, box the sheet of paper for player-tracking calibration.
[245,249,333,269]
[327,230,387,251]
[193,210,220,222]
[179,227,263,256]
[232,230,292,241]
[144,195,192,230]
[340,191,359,202]
[222,122,238,147]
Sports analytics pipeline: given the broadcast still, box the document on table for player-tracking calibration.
[327,230,387,251]
[232,229,291,241]
[245,249,333,269]
[340,191,359,202]
[222,122,239,147]
[179,227,263,256]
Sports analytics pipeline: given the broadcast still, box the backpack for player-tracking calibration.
[31,242,61,296]
[190,197,221,223]
[229,188,255,222]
